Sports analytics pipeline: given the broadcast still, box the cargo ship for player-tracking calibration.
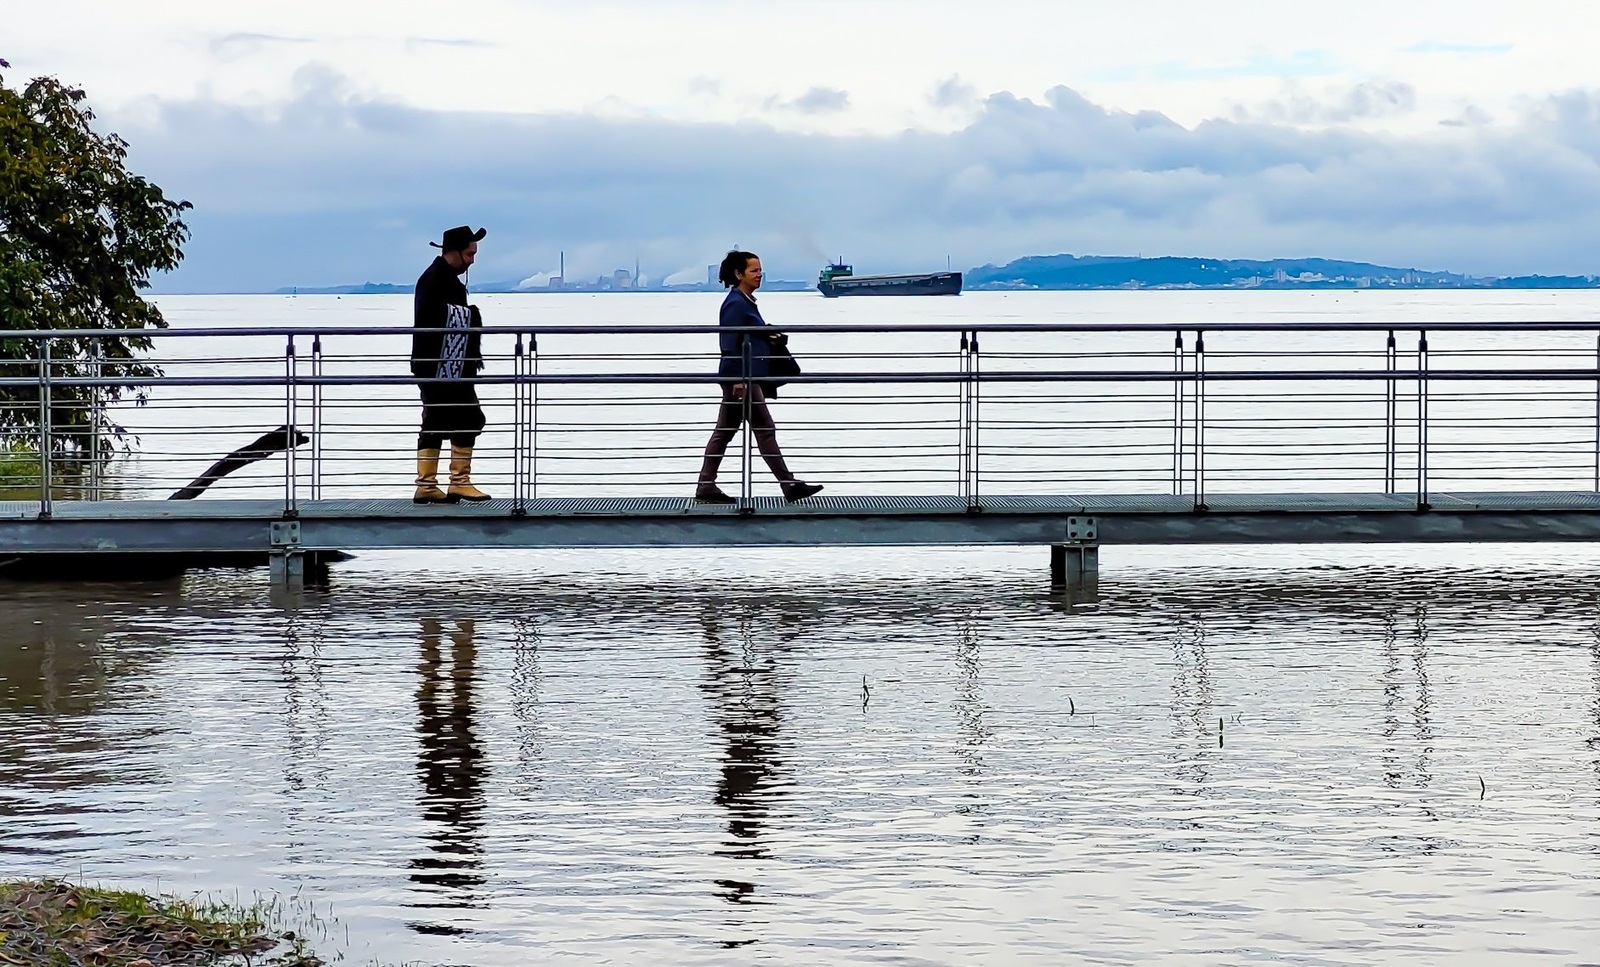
[816,261,963,297]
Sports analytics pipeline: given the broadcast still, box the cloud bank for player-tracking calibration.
[108,66,1600,291]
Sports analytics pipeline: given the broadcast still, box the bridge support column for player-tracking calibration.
[269,520,304,588]
[1051,516,1099,591]
[1050,544,1099,587]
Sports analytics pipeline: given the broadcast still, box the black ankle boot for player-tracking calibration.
[781,481,823,502]
[695,482,736,503]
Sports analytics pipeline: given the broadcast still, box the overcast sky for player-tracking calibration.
[10,0,1600,290]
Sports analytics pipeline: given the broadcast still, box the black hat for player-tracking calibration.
[430,225,488,251]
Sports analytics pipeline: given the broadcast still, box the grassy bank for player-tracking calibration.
[0,880,326,966]
[0,450,111,502]
[0,450,42,499]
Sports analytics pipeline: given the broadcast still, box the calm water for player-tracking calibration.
[6,545,1600,965]
[7,293,1600,965]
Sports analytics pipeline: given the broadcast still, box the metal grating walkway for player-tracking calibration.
[4,491,1600,562]
[9,486,1600,569]
[8,490,1600,521]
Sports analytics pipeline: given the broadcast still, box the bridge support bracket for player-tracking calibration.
[269,519,304,588]
[1051,516,1099,590]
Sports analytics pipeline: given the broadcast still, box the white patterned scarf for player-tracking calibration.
[436,303,473,379]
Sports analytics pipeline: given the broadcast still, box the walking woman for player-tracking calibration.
[695,250,823,503]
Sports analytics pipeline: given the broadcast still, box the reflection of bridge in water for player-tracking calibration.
[5,320,1600,586]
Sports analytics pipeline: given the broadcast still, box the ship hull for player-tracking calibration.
[818,271,962,297]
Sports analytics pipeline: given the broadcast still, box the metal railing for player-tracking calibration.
[3,320,1600,516]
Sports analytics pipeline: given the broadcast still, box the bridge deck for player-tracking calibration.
[5,492,1600,555]
[9,491,1600,519]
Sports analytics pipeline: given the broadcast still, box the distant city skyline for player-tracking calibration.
[9,1,1600,291]
[264,251,1600,298]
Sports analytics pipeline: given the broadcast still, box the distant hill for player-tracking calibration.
[272,279,541,295]
[271,278,815,294]
[273,256,1600,295]
[965,254,1600,290]
[1490,274,1600,289]
[273,282,413,295]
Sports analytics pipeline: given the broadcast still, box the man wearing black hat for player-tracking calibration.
[411,225,491,503]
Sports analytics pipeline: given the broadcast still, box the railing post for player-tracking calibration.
[512,332,527,516]
[958,330,969,501]
[960,329,972,509]
[310,334,323,501]
[284,334,298,517]
[37,337,52,519]
[738,332,754,512]
[1172,329,1186,496]
[530,332,539,502]
[1417,330,1430,510]
[89,336,102,501]
[1196,329,1203,512]
[1385,329,1397,495]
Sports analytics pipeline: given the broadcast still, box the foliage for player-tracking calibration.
[0,63,190,456]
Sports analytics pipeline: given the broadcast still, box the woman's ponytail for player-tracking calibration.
[718,250,757,288]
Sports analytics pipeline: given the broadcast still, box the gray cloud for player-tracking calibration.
[931,75,979,110]
[403,36,497,52]
[686,76,722,98]
[1342,80,1417,119]
[208,32,313,60]
[1239,80,1418,125]
[109,72,1600,290]
[766,87,851,115]
[1441,104,1495,127]
[1407,41,1513,57]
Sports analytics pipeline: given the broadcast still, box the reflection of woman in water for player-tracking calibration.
[411,618,489,910]
[700,613,787,906]
[694,249,823,504]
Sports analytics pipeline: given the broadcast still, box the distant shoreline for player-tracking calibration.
[150,283,1600,296]
[211,252,1597,297]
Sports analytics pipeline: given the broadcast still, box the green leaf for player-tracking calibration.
[1,70,189,457]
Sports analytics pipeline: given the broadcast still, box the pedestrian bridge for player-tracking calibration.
[4,318,1600,585]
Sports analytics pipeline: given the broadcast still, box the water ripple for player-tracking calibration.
[4,552,1600,964]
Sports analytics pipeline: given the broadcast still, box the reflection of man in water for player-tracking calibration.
[700,614,787,906]
[410,618,488,926]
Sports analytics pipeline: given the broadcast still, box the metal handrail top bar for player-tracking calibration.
[6,320,1600,339]
[5,367,1600,391]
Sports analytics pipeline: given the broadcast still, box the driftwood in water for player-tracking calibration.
[2,427,357,580]
[168,425,309,500]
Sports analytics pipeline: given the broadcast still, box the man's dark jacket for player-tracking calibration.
[411,256,483,380]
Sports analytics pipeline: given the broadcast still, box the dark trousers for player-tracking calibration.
[417,381,486,450]
[700,384,794,482]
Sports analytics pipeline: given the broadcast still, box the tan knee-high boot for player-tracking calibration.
[414,449,449,504]
[447,446,491,502]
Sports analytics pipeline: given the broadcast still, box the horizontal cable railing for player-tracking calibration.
[0,322,1598,512]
